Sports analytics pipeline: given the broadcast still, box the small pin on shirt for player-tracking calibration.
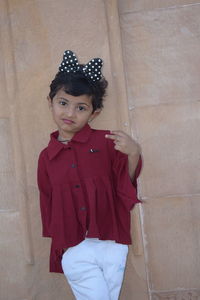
[89,149,99,153]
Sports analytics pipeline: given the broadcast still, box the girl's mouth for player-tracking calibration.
[62,119,74,124]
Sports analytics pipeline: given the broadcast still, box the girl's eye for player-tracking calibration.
[77,106,86,111]
[59,101,67,106]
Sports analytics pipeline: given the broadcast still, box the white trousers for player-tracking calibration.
[61,238,128,300]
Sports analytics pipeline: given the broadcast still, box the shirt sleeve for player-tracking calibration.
[111,143,142,210]
[37,151,52,237]
[132,155,142,189]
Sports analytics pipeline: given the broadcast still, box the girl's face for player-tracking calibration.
[48,89,100,139]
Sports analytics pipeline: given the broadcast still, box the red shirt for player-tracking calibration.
[37,124,142,273]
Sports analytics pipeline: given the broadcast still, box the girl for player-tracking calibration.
[37,50,142,300]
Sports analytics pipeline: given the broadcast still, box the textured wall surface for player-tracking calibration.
[0,0,146,299]
[119,0,200,299]
[0,1,117,299]
[1,0,200,299]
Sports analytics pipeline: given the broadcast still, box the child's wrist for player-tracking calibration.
[128,144,140,157]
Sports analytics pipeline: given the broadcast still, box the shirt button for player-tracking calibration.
[71,163,76,168]
[75,184,80,188]
[80,207,86,211]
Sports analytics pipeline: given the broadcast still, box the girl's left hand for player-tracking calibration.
[105,130,140,156]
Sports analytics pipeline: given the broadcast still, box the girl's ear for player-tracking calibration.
[89,109,101,123]
[47,96,52,110]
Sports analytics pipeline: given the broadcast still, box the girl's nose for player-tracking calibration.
[66,105,75,117]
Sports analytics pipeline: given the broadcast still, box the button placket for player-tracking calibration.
[70,145,87,216]
[69,145,79,184]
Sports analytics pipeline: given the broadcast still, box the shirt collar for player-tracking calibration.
[47,124,92,160]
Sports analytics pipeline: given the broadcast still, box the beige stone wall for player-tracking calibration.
[1,0,200,299]
[0,0,146,299]
[0,1,118,299]
[119,0,200,299]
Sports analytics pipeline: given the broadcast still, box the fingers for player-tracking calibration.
[110,130,129,139]
[105,135,123,146]
[105,130,127,141]
[110,130,128,136]
[105,134,117,140]
[114,144,121,151]
[105,130,139,156]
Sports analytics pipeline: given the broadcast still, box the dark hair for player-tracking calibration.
[49,70,108,112]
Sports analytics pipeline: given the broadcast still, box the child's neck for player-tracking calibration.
[57,129,74,143]
[57,134,71,143]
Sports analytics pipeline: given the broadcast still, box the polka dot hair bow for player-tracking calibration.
[59,50,103,82]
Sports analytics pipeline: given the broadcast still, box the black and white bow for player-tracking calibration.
[59,50,103,82]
